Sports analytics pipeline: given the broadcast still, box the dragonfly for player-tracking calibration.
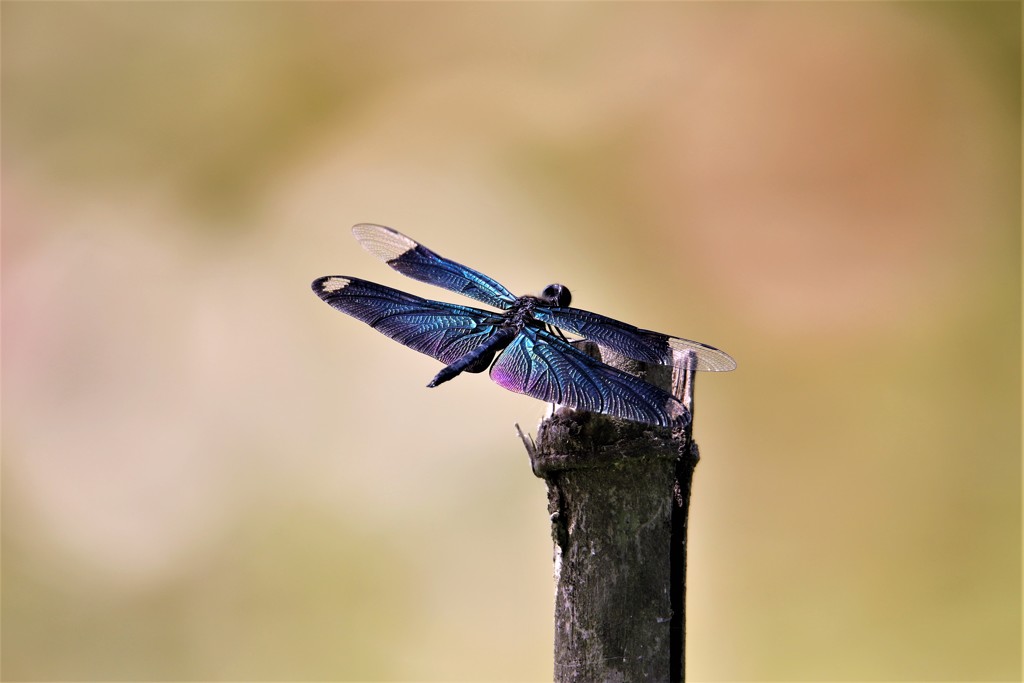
[311,224,735,428]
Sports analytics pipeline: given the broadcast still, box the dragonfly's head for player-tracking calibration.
[540,283,572,308]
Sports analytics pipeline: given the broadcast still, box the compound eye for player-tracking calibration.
[542,283,572,307]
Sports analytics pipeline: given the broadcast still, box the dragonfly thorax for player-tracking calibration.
[505,284,571,330]
[505,295,542,329]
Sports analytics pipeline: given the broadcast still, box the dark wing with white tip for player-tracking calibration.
[533,307,736,372]
[490,327,690,428]
[351,224,517,310]
[312,276,501,365]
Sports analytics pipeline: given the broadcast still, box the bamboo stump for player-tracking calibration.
[520,344,698,682]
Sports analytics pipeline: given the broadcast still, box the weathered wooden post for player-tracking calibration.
[519,345,699,682]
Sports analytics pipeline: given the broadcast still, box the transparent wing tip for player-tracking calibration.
[352,223,418,262]
[668,338,737,372]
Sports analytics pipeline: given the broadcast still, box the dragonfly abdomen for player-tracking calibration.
[427,327,517,388]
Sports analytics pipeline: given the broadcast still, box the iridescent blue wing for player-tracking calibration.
[490,327,689,428]
[352,224,517,310]
[312,276,500,365]
[533,307,736,372]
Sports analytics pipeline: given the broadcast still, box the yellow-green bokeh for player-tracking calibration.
[3,2,1019,681]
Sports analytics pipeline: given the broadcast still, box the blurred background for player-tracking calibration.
[2,2,1019,681]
